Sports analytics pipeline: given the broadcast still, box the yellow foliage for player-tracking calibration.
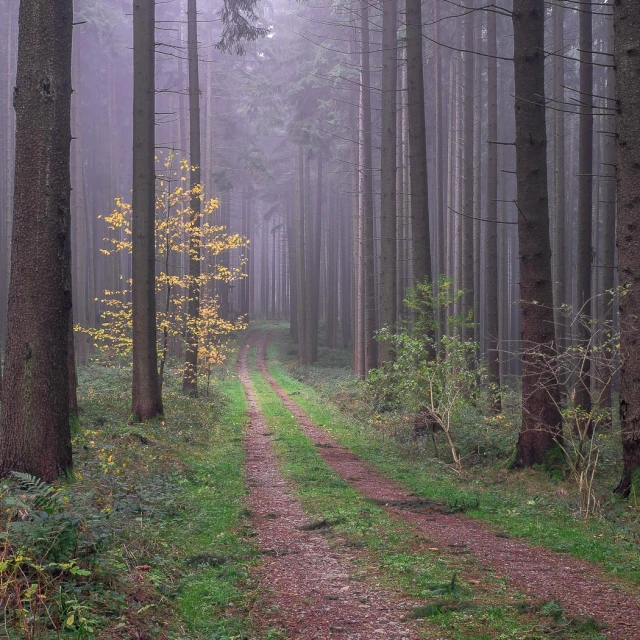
[77,155,247,376]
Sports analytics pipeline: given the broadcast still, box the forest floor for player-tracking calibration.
[239,328,640,640]
[3,327,640,639]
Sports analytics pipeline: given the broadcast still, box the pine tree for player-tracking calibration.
[1,0,74,480]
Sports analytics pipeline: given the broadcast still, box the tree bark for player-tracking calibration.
[486,6,501,406]
[614,0,640,496]
[461,0,475,338]
[183,0,202,396]
[379,0,398,365]
[552,3,566,351]
[406,0,431,285]
[512,0,563,466]
[0,0,74,480]
[132,0,163,420]
[574,0,594,422]
[360,0,377,373]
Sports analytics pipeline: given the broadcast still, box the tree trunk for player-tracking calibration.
[0,0,74,480]
[614,0,640,497]
[295,146,307,364]
[183,0,202,396]
[461,0,475,339]
[360,1,377,373]
[340,196,352,349]
[599,11,616,416]
[574,1,594,423]
[512,0,563,466]
[406,0,431,285]
[131,0,162,420]
[379,0,398,365]
[486,6,501,407]
[552,3,566,351]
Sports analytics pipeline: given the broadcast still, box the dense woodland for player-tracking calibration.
[0,0,640,636]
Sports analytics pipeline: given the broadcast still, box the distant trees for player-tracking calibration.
[0,0,74,480]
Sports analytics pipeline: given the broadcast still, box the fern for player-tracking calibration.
[10,471,61,513]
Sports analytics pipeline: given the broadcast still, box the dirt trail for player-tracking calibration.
[255,333,640,639]
[238,337,422,639]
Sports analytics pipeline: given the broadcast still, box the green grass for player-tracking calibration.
[264,327,640,588]
[246,345,607,640]
[1,356,268,639]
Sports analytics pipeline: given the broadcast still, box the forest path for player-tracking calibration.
[238,334,422,639]
[253,331,640,639]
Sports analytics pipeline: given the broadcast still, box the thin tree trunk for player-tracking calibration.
[0,0,74,480]
[340,196,353,349]
[512,0,563,466]
[295,146,307,364]
[574,0,594,424]
[486,6,501,407]
[183,0,202,396]
[599,10,616,415]
[406,0,431,285]
[461,0,475,339]
[379,0,398,364]
[360,0,377,373]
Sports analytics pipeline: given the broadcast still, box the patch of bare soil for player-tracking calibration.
[256,334,640,639]
[238,338,421,639]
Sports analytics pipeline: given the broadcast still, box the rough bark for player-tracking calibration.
[614,0,640,496]
[512,0,563,466]
[131,0,163,420]
[0,0,74,480]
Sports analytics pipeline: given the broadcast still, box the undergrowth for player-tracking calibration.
[1,359,259,639]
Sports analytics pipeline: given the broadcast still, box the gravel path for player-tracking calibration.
[238,337,422,639]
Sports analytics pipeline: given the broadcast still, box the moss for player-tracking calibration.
[542,442,566,480]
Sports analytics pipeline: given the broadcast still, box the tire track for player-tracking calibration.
[238,336,421,639]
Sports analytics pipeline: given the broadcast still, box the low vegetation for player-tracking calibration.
[0,359,259,639]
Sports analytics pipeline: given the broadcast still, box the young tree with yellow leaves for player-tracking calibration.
[78,156,247,393]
